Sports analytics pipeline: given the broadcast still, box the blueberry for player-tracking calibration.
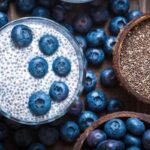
[32,7,50,18]
[69,99,83,116]
[127,10,143,22]
[63,23,74,34]
[84,70,97,92]
[78,111,98,131]
[87,129,107,147]
[109,16,127,35]
[0,12,8,28]
[96,140,125,150]
[0,0,9,12]
[75,35,87,51]
[104,119,126,139]
[16,0,35,13]
[0,123,8,140]
[124,134,141,147]
[52,5,66,22]
[28,91,51,116]
[11,24,33,47]
[28,143,46,150]
[73,13,93,34]
[103,36,116,55]
[49,81,69,102]
[60,121,80,142]
[39,34,59,56]
[38,127,59,146]
[107,98,122,113]
[126,118,145,136]
[28,57,48,79]
[86,28,105,46]
[126,146,141,150]
[142,129,150,149]
[14,128,32,147]
[85,48,105,65]
[52,56,71,77]
[100,67,117,88]
[90,6,109,25]
[59,2,73,11]
[110,0,129,15]
[37,0,55,8]
[86,90,107,112]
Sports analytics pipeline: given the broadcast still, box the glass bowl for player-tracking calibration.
[0,17,86,125]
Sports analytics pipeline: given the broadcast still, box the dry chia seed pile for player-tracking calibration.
[120,20,150,100]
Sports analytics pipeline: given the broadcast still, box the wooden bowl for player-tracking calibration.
[73,111,150,150]
[113,13,150,104]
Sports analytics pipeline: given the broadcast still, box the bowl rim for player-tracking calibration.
[0,17,86,125]
[113,13,150,104]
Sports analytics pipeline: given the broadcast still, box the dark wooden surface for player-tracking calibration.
[6,0,150,150]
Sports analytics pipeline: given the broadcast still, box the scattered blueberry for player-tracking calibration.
[104,119,126,139]
[126,146,141,150]
[28,91,51,116]
[84,70,97,92]
[78,111,98,131]
[103,35,116,55]
[63,23,74,34]
[109,16,127,35]
[0,123,8,141]
[127,10,143,22]
[32,7,50,18]
[0,12,8,28]
[142,130,150,150]
[11,24,33,47]
[0,0,9,12]
[14,128,32,147]
[90,6,109,25]
[107,98,122,113]
[100,67,117,88]
[49,81,69,102]
[73,13,93,34]
[124,134,141,147]
[85,48,105,65]
[28,57,48,79]
[87,129,107,147]
[60,121,80,142]
[38,127,59,146]
[126,118,145,136]
[86,90,107,112]
[110,0,129,15]
[69,99,83,116]
[39,34,59,56]
[52,5,66,22]
[75,35,87,51]
[16,0,35,13]
[37,0,55,8]
[28,143,46,150]
[52,56,71,77]
[86,28,105,46]
[96,140,125,150]
[59,2,73,11]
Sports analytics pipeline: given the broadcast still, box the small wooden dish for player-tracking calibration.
[73,111,150,150]
[113,13,150,104]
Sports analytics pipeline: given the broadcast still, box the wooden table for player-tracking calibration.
[5,0,150,149]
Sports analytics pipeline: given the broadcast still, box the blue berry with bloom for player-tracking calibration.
[60,121,80,142]
[0,0,9,12]
[84,70,97,92]
[28,91,51,116]
[127,10,143,22]
[28,143,46,150]
[11,24,33,47]
[75,35,87,51]
[86,90,107,112]
[32,7,50,18]
[85,48,105,65]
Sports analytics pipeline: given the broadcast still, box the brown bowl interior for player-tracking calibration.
[113,13,150,104]
[73,111,150,150]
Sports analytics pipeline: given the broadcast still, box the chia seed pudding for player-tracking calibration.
[0,17,85,124]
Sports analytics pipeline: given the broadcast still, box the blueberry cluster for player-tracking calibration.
[84,117,150,150]
[0,0,145,149]
[10,24,71,116]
